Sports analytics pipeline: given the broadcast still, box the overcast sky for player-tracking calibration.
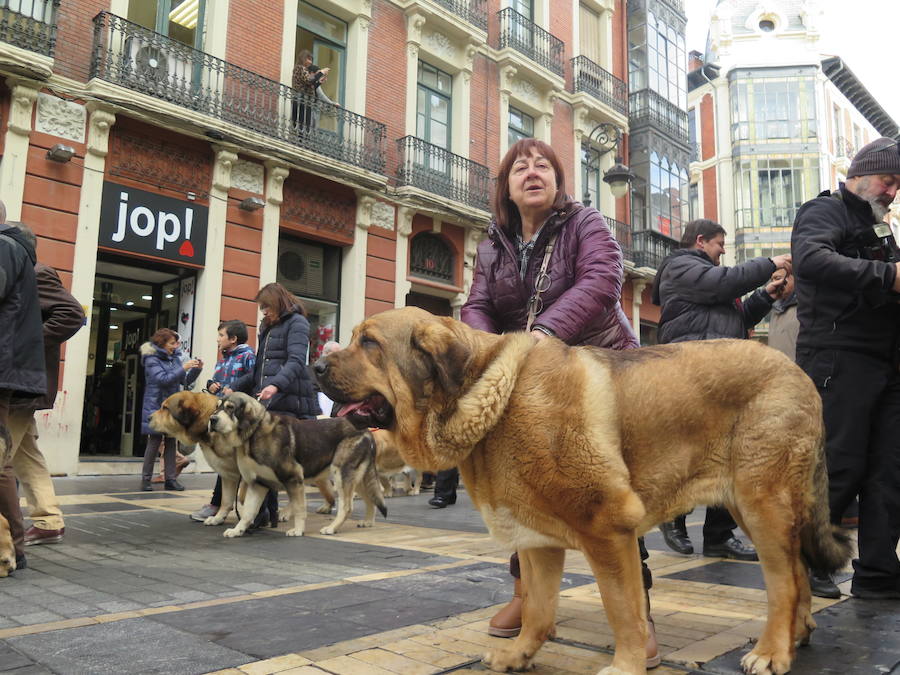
[684,0,900,129]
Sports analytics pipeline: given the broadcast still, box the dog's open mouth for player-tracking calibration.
[336,394,394,428]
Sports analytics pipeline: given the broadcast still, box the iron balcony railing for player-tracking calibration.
[434,0,487,31]
[572,57,627,115]
[0,0,60,56]
[629,89,689,142]
[632,229,676,269]
[834,136,857,159]
[497,8,564,77]
[91,12,386,174]
[396,136,491,211]
[603,215,634,263]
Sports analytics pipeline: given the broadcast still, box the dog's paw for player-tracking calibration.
[357,520,375,528]
[285,528,304,537]
[223,527,244,538]
[410,488,420,496]
[316,503,334,515]
[279,512,289,522]
[597,667,633,675]
[482,648,535,672]
[203,516,225,526]
[741,648,791,675]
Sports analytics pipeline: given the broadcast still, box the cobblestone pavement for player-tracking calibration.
[1,474,897,674]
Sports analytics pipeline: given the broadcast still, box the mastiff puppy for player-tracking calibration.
[315,307,851,675]
[209,392,386,538]
[149,391,245,526]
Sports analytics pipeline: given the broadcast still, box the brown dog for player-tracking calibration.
[373,429,420,497]
[0,424,15,577]
[315,307,851,675]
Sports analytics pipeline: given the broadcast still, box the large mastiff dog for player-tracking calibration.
[209,393,386,537]
[315,307,851,675]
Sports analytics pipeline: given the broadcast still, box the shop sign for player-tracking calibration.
[99,182,208,267]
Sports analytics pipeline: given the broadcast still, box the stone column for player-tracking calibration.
[394,207,415,308]
[340,194,374,342]
[43,105,116,475]
[632,278,647,341]
[260,161,289,287]
[0,80,39,220]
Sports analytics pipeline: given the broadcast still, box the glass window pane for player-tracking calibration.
[299,1,347,45]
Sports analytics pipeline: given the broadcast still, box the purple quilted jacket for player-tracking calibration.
[461,202,638,350]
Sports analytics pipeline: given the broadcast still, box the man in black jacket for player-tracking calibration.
[652,218,792,560]
[792,137,900,600]
[0,204,47,572]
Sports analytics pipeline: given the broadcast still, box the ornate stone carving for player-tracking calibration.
[282,178,356,239]
[265,162,290,205]
[356,195,375,231]
[512,78,540,106]
[371,201,396,231]
[406,12,426,44]
[8,82,38,136]
[212,148,237,193]
[85,104,116,159]
[397,207,415,237]
[36,94,86,143]
[423,30,456,61]
[231,159,264,194]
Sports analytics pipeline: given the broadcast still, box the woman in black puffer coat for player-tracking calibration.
[230,283,321,525]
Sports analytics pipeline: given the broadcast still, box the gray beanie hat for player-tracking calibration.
[847,137,900,178]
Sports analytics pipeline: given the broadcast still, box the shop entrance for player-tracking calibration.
[80,254,196,459]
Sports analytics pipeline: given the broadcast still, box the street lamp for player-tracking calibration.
[582,122,634,206]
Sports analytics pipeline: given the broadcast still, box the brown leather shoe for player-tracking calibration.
[24,526,65,546]
[646,615,661,669]
[488,578,522,637]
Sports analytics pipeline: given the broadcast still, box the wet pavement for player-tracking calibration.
[0,473,897,674]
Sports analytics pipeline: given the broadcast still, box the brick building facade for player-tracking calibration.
[0,0,661,474]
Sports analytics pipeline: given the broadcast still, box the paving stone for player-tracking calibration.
[6,617,252,675]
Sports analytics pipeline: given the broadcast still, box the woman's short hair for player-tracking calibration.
[297,49,312,65]
[680,219,726,248]
[255,282,306,321]
[493,138,568,230]
[150,327,179,348]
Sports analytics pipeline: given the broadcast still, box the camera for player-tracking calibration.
[857,223,900,264]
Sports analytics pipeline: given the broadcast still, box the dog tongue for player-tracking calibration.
[337,401,367,417]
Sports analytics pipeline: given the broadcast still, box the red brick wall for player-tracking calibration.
[702,166,718,221]
[552,99,574,193]
[641,284,660,323]
[470,54,501,170]
[611,0,627,82]
[365,212,397,317]
[549,0,573,90]
[366,1,407,180]
[700,93,715,161]
[225,1,283,81]
[221,186,264,346]
[22,129,86,277]
[53,0,109,82]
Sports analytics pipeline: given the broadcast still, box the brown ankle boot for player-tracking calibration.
[646,616,660,668]
[488,578,522,637]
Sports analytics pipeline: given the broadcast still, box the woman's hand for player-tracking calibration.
[208,382,221,394]
[258,385,279,401]
[183,359,201,371]
[223,387,234,396]
[530,329,549,340]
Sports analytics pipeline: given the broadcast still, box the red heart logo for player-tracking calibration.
[179,240,194,257]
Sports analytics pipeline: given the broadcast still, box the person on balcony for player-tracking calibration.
[291,49,330,134]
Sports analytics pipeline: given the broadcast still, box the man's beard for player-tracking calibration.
[868,198,890,221]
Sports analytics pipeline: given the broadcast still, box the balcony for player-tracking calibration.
[497,8,565,77]
[632,229,676,269]
[396,136,491,211]
[572,57,627,115]
[604,215,634,263]
[629,89,689,143]
[0,0,59,57]
[433,0,487,31]
[834,136,857,159]
[90,12,387,175]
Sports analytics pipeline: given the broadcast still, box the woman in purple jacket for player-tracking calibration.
[460,139,658,668]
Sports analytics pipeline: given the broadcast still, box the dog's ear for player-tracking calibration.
[237,396,260,437]
[170,400,197,429]
[411,318,471,397]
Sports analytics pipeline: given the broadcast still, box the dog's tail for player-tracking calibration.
[800,434,852,574]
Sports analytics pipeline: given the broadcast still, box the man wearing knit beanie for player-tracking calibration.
[791,136,900,601]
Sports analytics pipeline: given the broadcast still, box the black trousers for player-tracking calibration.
[797,347,900,587]
[434,468,459,500]
[703,506,738,545]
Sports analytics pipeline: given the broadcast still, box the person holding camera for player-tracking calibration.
[139,329,201,492]
[291,49,330,133]
[792,137,900,600]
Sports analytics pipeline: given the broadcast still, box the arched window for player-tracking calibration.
[409,232,455,284]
